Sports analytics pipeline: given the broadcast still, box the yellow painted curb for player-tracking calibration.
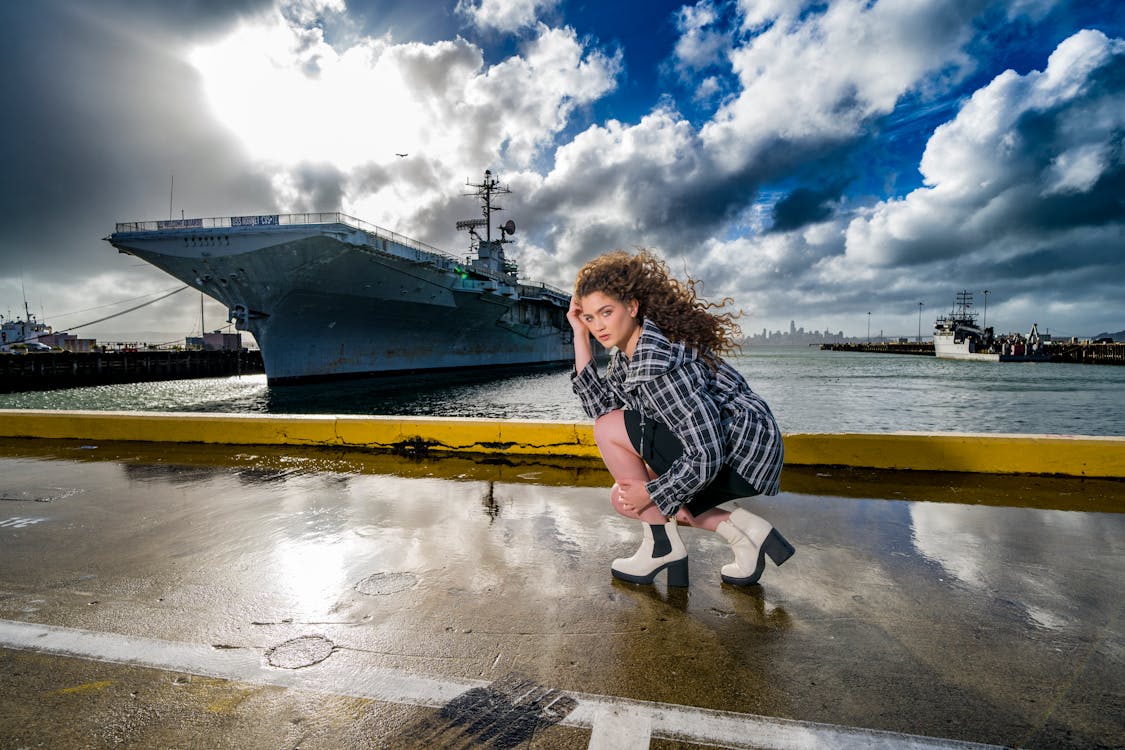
[783,432,1125,479]
[0,409,601,459]
[0,410,1122,478]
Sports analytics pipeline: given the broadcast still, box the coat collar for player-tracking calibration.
[619,318,688,387]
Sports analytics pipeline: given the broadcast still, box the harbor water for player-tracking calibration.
[1,346,1123,437]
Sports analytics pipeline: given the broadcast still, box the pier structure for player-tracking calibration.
[1,414,1122,749]
[1048,340,1125,364]
[821,340,1124,364]
[0,349,264,392]
[820,341,935,355]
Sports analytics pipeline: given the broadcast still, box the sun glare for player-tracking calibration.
[189,14,425,171]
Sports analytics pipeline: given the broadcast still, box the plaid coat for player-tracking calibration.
[572,319,784,516]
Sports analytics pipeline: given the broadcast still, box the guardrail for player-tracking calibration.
[113,211,459,266]
[114,212,573,301]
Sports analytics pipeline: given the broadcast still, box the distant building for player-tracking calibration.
[39,332,98,353]
[187,332,243,351]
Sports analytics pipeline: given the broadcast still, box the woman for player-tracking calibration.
[568,250,793,587]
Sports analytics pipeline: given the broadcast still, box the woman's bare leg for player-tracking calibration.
[680,507,730,532]
[593,410,666,524]
[593,410,732,529]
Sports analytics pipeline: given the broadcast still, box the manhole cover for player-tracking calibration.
[354,571,418,596]
[265,635,335,669]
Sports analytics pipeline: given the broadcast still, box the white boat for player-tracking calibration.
[933,291,1049,362]
[0,304,53,353]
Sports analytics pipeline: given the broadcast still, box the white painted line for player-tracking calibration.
[0,619,1002,750]
[588,704,651,749]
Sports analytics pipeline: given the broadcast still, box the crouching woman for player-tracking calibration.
[568,250,793,587]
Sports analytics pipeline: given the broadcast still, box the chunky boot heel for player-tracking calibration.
[762,528,795,566]
[664,557,690,587]
[611,519,689,587]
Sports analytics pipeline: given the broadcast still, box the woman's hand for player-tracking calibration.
[674,506,696,527]
[568,296,594,374]
[567,297,587,335]
[617,480,654,514]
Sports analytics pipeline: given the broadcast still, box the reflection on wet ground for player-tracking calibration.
[0,439,1122,749]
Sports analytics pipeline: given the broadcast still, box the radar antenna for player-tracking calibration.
[458,169,512,245]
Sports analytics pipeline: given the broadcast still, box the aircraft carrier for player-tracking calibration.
[107,171,572,383]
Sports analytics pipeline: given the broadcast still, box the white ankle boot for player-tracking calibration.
[716,507,794,585]
[611,519,689,587]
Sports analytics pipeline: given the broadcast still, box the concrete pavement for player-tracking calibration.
[1,437,1122,749]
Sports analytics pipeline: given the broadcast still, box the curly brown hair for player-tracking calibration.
[573,249,742,363]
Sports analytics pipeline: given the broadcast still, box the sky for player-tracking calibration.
[1,0,1122,344]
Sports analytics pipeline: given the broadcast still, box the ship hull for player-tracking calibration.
[108,216,572,383]
[933,334,1001,361]
[934,333,1048,362]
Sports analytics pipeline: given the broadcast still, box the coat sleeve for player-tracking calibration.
[642,367,725,515]
[571,360,623,419]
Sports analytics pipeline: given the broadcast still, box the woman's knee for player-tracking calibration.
[593,409,627,447]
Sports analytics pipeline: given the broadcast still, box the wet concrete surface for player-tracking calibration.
[0,438,1123,749]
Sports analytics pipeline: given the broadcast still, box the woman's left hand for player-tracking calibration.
[674,506,696,526]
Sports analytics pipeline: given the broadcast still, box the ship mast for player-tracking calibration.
[953,289,977,325]
[467,169,509,244]
[457,170,517,248]
[456,170,519,277]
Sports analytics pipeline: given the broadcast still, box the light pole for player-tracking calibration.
[981,289,990,329]
[917,302,924,342]
[867,311,871,343]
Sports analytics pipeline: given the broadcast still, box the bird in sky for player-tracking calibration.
[395,153,408,157]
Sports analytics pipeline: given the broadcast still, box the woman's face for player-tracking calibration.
[578,291,641,354]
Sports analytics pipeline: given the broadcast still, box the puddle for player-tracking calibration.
[0,487,83,503]
[0,517,48,528]
[354,571,419,596]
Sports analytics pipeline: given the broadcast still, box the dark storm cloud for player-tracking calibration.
[1007,54,1125,231]
[0,2,275,280]
[769,182,847,233]
[80,0,277,34]
[845,29,1125,272]
[0,1,281,338]
[286,163,349,212]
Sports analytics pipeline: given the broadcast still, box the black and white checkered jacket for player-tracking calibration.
[572,318,784,516]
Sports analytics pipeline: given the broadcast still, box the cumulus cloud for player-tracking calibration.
[699,12,1125,332]
[845,29,1125,268]
[190,10,621,241]
[736,0,807,30]
[703,0,985,163]
[455,0,560,33]
[673,0,730,72]
[528,0,993,283]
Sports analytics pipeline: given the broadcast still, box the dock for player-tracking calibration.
[821,340,1125,364]
[0,349,264,392]
[1,414,1123,748]
[820,341,935,355]
[1048,340,1125,364]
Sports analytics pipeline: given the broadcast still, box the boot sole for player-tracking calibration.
[611,557,689,587]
